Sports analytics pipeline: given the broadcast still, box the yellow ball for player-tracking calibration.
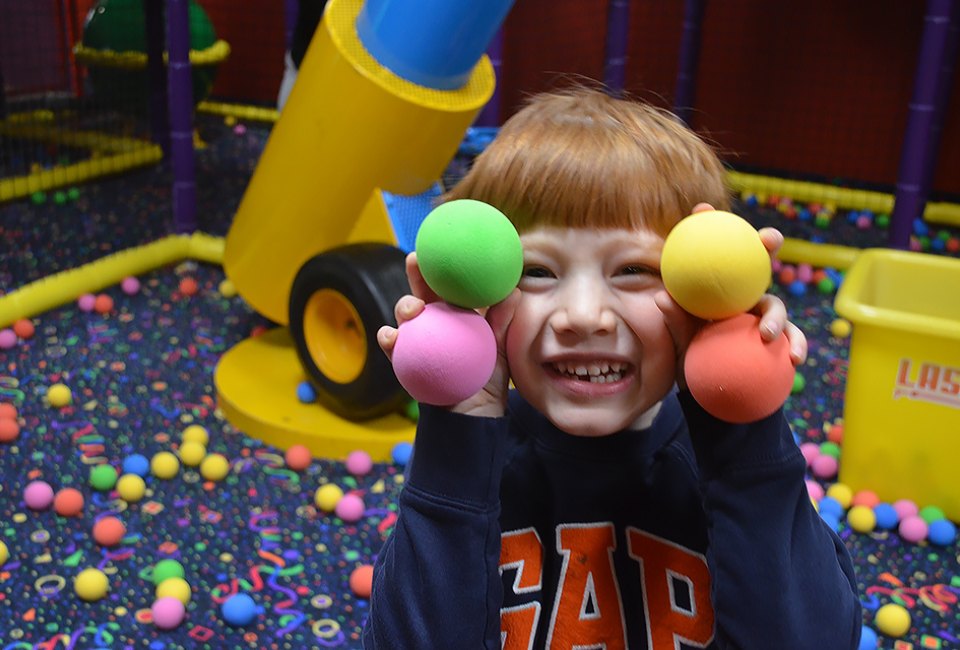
[116,474,146,502]
[178,441,207,467]
[75,567,109,601]
[182,424,209,446]
[151,452,180,479]
[847,505,876,533]
[826,483,853,509]
[829,318,852,338]
[660,210,771,320]
[314,483,344,512]
[200,454,230,481]
[218,279,237,297]
[875,603,911,637]
[0,541,8,565]
[47,383,72,407]
[156,576,192,605]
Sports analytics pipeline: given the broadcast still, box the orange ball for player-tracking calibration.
[92,516,127,547]
[179,277,199,296]
[53,488,85,517]
[826,423,844,444]
[12,319,35,339]
[0,418,19,443]
[0,403,17,419]
[284,444,312,472]
[685,313,795,423]
[349,564,374,598]
[94,294,114,314]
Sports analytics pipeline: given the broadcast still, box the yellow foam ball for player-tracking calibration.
[0,541,8,566]
[826,483,853,509]
[829,318,852,338]
[200,454,230,482]
[178,441,207,467]
[156,576,192,605]
[660,210,771,320]
[116,474,146,503]
[875,603,911,637]
[315,483,344,512]
[218,279,237,298]
[182,424,209,446]
[847,505,876,533]
[47,383,73,407]
[151,452,180,479]
[75,567,109,601]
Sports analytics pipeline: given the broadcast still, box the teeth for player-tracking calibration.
[552,362,625,383]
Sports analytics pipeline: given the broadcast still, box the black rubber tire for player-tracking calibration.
[288,243,410,421]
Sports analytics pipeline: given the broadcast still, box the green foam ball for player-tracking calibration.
[415,199,523,308]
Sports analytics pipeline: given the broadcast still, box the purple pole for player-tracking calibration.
[145,0,169,156]
[285,0,299,52]
[166,0,197,233]
[603,0,630,96]
[475,27,504,126]
[890,0,958,249]
[673,0,706,124]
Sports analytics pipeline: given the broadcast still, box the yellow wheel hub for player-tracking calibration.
[303,289,366,384]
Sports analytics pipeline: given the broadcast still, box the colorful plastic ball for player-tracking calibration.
[335,493,366,522]
[874,603,911,637]
[314,483,344,512]
[152,596,186,630]
[152,559,185,586]
[349,564,374,598]
[46,383,73,407]
[0,403,16,419]
[791,372,806,394]
[872,503,899,530]
[24,481,55,510]
[825,483,853,509]
[0,418,20,443]
[851,490,880,509]
[846,505,876,533]
[77,293,97,312]
[178,441,207,467]
[346,450,373,476]
[798,442,820,466]
[284,444,312,471]
[858,625,877,650]
[684,314,794,423]
[899,515,929,543]
[804,479,824,502]
[927,519,957,546]
[0,541,8,566]
[200,453,230,481]
[391,441,413,466]
[392,302,497,406]
[817,496,844,519]
[892,499,919,520]
[818,441,841,459]
[151,451,180,479]
[93,516,127,547]
[156,577,192,605]
[222,593,258,626]
[122,454,150,477]
[296,381,317,403]
[93,293,114,314]
[809,454,839,480]
[918,505,946,524]
[218,279,237,297]
[75,567,109,601]
[0,329,17,350]
[89,464,118,491]
[829,319,852,338]
[415,199,523,308]
[116,474,146,502]
[179,277,199,296]
[819,511,840,532]
[53,488,85,517]
[816,277,836,294]
[826,423,844,444]
[121,276,141,295]
[181,424,209,446]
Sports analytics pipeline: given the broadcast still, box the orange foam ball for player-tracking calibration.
[349,564,374,598]
[94,294,114,314]
[179,277,199,296]
[0,418,20,443]
[53,488,85,517]
[0,403,17,419]
[92,516,127,547]
[13,319,35,339]
[284,444,312,472]
[685,313,795,423]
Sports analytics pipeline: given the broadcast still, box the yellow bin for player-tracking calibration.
[835,249,960,520]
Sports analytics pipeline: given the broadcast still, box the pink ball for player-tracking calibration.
[345,450,373,477]
[893,499,919,520]
[810,454,838,480]
[121,276,141,295]
[152,596,186,630]
[796,263,814,284]
[392,302,497,405]
[0,329,16,350]
[77,293,96,312]
[24,481,55,510]
[799,442,820,467]
[805,479,824,502]
[899,515,929,543]
[335,493,365,522]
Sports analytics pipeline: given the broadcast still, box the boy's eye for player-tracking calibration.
[522,265,555,279]
[620,264,658,276]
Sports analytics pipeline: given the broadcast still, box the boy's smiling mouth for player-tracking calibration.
[546,360,631,385]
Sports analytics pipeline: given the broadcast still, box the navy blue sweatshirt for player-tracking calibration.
[363,391,861,649]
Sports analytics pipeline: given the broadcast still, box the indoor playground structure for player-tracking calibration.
[1,0,960,647]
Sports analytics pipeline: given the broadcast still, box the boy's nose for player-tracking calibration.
[551,288,617,336]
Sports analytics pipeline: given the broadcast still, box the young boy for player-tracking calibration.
[363,88,862,649]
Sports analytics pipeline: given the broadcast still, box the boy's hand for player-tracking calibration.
[377,252,520,418]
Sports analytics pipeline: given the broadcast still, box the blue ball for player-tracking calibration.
[820,512,840,532]
[858,625,877,650]
[122,454,150,477]
[296,381,317,403]
[787,280,807,297]
[913,217,929,237]
[391,441,413,466]
[222,593,258,626]
[928,519,957,546]
[873,503,899,530]
[818,496,844,519]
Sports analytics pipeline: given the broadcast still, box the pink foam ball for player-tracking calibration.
[392,302,497,406]
[345,450,373,477]
[24,481,55,510]
[810,454,838,480]
[77,293,96,312]
[152,596,186,630]
[0,329,16,350]
[899,515,929,543]
[805,479,824,502]
[893,499,919,520]
[799,442,820,467]
[121,276,141,295]
[796,263,814,284]
[335,493,365,522]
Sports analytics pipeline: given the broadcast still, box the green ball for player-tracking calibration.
[152,559,185,586]
[919,505,945,524]
[415,199,523,308]
[90,464,119,491]
[791,371,805,394]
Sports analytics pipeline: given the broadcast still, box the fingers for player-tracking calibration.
[784,321,808,365]
[377,325,397,361]
[487,288,521,344]
[405,252,442,303]
[752,294,808,366]
[654,290,701,351]
[757,227,784,257]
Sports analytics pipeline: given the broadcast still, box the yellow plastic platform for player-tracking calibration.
[835,249,960,519]
[214,327,415,461]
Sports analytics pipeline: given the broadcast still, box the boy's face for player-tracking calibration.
[506,226,678,437]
